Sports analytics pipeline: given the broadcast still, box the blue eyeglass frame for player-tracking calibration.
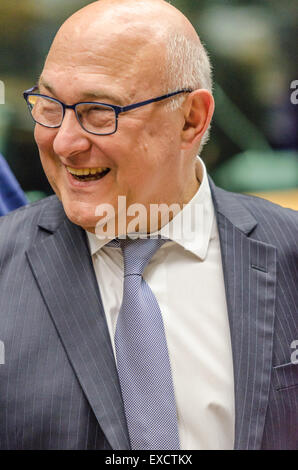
[23,86,193,136]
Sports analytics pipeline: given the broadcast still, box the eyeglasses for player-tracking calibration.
[23,87,192,136]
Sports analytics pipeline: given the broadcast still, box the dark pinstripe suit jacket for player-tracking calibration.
[0,178,297,450]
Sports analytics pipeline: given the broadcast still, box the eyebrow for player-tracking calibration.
[38,77,125,105]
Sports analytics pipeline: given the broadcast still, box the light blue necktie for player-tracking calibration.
[112,237,180,450]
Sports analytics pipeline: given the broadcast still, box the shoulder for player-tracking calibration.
[223,191,298,264]
[210,178,297,254]
[211,177,298,229]
[0,195,63,256]
[0,194,59,229]
[235,192,298,228]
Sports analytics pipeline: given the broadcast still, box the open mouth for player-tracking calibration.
[66,166,110,182]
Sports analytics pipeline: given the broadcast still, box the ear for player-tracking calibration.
[180,89,215,150]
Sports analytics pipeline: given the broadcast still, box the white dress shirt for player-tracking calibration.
[86,157,235,450]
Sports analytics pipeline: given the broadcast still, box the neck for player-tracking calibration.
[87,159,203,236]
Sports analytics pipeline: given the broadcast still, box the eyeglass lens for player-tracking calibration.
[27,95,116,134]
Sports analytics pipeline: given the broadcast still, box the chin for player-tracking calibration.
[62,199,98,232]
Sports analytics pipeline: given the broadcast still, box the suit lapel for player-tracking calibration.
[26,198,130,450]
[209,178,277,449]
[25,181,277,450]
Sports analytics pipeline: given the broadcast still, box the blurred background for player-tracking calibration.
[0,0,297,208]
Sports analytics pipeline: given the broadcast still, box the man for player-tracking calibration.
[0,153,27,215]
[0,0,297,450]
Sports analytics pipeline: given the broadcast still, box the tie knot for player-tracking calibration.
[120,237,167,276]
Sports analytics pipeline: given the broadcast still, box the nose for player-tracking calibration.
[52,108,91,158]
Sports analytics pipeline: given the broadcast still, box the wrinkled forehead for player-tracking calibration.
[42,16,167,100]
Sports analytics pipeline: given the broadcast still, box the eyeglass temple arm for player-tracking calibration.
[119,89,192,113]
[23,87,193,113]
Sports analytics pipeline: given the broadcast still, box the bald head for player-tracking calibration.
[58,0,199,44]
[45,0,210,99]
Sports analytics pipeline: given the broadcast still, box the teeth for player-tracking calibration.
[66,166,108,176]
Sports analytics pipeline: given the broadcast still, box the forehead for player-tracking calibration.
[41,21,166,103]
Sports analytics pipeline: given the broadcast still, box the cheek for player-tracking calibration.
[34,126,61,191]
[123,141,153,187]
[34,125,55,151]
[34,126,59,168]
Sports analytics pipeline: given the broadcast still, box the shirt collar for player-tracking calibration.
[158,156,214,260]
[86,156,215,260]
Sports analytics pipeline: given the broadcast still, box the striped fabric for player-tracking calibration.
[0,177,297,449]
